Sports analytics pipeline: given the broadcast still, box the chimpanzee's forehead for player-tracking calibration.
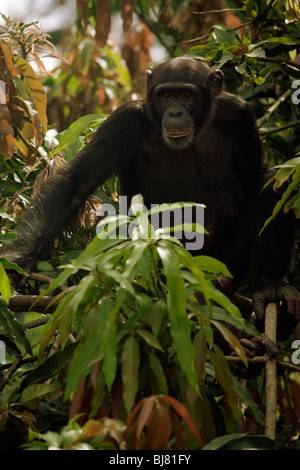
[149,57,210,88]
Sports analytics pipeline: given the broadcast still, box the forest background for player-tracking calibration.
[0,0,300,451]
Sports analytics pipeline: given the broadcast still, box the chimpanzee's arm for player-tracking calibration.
[6,101,148,269]
[220,99,300,325]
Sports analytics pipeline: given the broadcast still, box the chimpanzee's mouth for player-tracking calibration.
[165,130,192,139]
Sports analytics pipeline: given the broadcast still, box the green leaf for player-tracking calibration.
[206,305,257,336]
[54,114,106,154]
[0,257,27,276]
[157,241,199,396]
[203,433,248,450]
[148,300,168,338]
[260,174,300,233]
[137,328,164,352]
[20,342,78,393]
[211,320,247,365]
[148,350,168,395]
[0,262,11,304]
[122,241,148,282]
[194,255,232,277]
[0,300,32,355]
[81,40,94,75]
[176,246,212,309]
[208,283,242,319]
[246,46,266,58]
[0,300,13,332]
[208,345,242,425]
[14,56,48,129]
[232,377,265,425]
[203,433,276,450]
[65,336,99,398]
[19,383,57,404]
[264,36,295,45]
[235,62,247,74]
[217,51,234,67]
[193,328,208,384]
[122,336,140,415]
[98,298,117,390]
[212,27,238,46]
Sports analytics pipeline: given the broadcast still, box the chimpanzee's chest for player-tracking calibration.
[120,133,244,220]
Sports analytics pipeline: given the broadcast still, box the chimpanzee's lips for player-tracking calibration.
[165,130,191,139]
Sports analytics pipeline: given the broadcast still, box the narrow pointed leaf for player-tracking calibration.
[122,336,140,415]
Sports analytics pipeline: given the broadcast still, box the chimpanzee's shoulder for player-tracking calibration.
[215,92,256,125]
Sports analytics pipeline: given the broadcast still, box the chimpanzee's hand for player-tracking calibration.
[0,246,33,290]
[229,334,278,379]
[1,244,34,274]
[252,283,300,322]
[252,283,300,340]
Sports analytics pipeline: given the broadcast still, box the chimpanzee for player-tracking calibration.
[4,57,300,337]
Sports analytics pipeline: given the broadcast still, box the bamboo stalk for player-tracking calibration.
[264,302,278,439]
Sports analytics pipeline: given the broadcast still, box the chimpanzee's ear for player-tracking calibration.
[145,69,152,92]
[207,69,223,96]
[145,69,152,84]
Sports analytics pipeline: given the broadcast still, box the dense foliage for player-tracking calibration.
[0,0,300,450]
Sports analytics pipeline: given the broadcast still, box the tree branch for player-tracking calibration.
[133,6,175,57]
[260,119,300,136]
[6,294,59,313]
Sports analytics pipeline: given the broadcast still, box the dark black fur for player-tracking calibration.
[6,57,300,329]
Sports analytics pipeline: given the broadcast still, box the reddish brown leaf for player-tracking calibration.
[126,398,144,428]
[136,396,155,438]
[161,395,203,447]
[289,378,300,419]
[121,23,152,79]
[170,410,185,450]
[76,0,89,29]
[90,361,101,388]
[143,401,172,450]
[120,0,134,32]
[69,375,87,419]
[0,54,6,82]
[126,397,154,450]
[32,167,49,197]
[111,370,123,419]
[0,40,21,78]
[0,103,14,159]
[95,0,111,47]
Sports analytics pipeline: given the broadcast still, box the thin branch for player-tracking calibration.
[133,6,175,57]
[13,125,36,153]
[257,89,292,127]
[226,354,300,372]
[0,354,38,372]
[30,272,67,291]
[193,8,243,15]
[256,56,300,70]
[0,350,27,391]
[180,21,252,46]
[23,317,49,329]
